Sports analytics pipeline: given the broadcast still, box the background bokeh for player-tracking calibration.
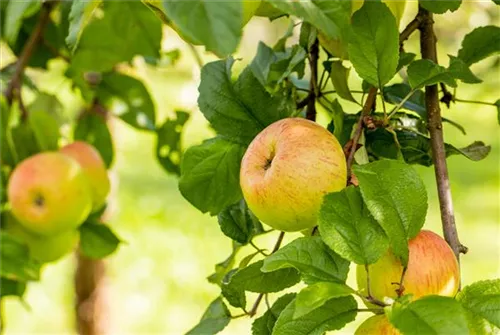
[3,2,499,334]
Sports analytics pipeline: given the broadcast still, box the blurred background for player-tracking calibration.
[2,2,499,334]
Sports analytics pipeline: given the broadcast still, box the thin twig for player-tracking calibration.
[248,232,285,317]
[399,15,423,46]
[453,98,497,106]
[418,6,466,262]
[306,38,319,121]
[4,1,57,104]
[187,44,204,69]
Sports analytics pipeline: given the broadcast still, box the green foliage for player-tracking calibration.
[262,237,349,284]
[407,59,457,89]
[457,279,500,331]
[252,294,296,335]
[66,0,102,50]
[3,0,40,44]
[348,1,399,88]
[387,295,469,335]
[319,186,389,265]
[419,0,462,14]
[0,277,26,298]
[272,296,357,335]
[353,160,428,265]
[79,220,122,259]
[179,138,246,215]
[326,60,357,103]
[0,232,40,282]
[185,297,231,335]
[458,26,500,65]
[217,200,264,244]
[74,112,114,167]
[156,111,190,175]
[294,282,355,319]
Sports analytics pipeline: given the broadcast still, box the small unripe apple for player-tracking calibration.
[4,212,79,263]
[7,152,92,235]
[357,230,459,305]
[240,118,346,232]
[242,0,262,25]
[355,315,400,335]
[60,141,110,212]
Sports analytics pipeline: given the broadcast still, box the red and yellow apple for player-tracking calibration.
[60,141,110,212]
[240,118,346,232]
[357,230,459,305]
[7,152,92,235]
[4,212,79,263]
[355,315,400,335]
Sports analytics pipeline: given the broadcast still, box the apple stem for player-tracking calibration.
[248,231,285,317]
[418,6,466,266]
[395,267,407,297]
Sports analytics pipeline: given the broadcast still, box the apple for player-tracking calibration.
[242,0,262,25]
[7,152,92,235]
[240,118,347,232]
[60,141,110,212]
[4,212,79,263]
[355,315,400,335]
[357,230,459,305]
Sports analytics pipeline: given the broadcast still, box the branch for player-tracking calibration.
[344,14,424,183]
[418,6,466,261]
[306,38,319,121]
[4,1,57,104]
[248,231,285,317]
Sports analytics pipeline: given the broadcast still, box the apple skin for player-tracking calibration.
[357,230,459,305]
[240,118,347,232]
[355,315,400,335]
[60,141,110,212]
[7,152,92,236]
[4,212,79,263]
[242,0,262,25]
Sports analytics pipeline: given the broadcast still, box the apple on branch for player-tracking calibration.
[357,230,460,305]
[240,118,346,232]
[355,315,400,335]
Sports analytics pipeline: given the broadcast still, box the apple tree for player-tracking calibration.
[1,1,500,334]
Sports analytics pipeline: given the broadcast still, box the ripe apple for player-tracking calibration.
[4,212,79,263]
[7,152,92,235]
[357,230,459,305]
[242,0,262,25]
[355,315,400,335]
[60,141,110,212]
[240,118,347,232]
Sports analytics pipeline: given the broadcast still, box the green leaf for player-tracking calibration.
[447,55,482,84]
[458,279,500,329]
[74,112,114,168]
[273,296,357,335]
[0,278,26,298]
[328,99,345,140]
[419,0,462,14]
[397,52,416,72]
[27,103,61,152]
[186,297,231,335]
[0,231,40,281]
[72,1,161,72]
[365,129,491,166]
[387,295,469,335]
[457,26,500,66]
[494,0,500,4]
[198,59,292,145]
[3,0,40,44]
[156,111,190,175]
[347,1,399,88]
[250,42,306,91]
[217,200,264,244]
[252,294,296,335]
[66,0,102,50]
[353,160,428,265]
[294,282,354,319]
[266,0,351,41]
[222,260,300,309]
[299,22,317,51]
[10,120,41,163]
[207,243,241,286]
[97,72,156,131]
[79,221,121,259]
[408,59,457,89]
[221,268,246,309]
[495,100,500,125]
[261,236,350,284]
[383,83,426,115]
[319,186,389,265]
[162,0,241,57]
[179,137,246,215]
[328,61,357,103]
